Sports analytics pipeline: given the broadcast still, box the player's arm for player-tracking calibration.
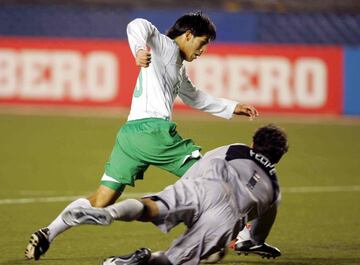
[127,18,171,68]
[249,204,277,244]
[178,69,258,120]
[233,103,258,120]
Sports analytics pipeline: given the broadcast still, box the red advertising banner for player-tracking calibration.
[184,44,343,114]
[0,38,343,114]
[0,37,137,107]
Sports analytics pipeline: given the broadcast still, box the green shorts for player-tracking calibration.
[101,118,201,191]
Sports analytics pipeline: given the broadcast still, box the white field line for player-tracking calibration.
[0,192,153,205]
[0,185,360,205]
[282,185,360,193]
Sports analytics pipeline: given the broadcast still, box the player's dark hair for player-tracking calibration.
[166,11,216,41]
[252,124,289,164]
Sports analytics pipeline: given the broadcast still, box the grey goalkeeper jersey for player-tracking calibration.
[178,143,280,224]
[148,144,280,264]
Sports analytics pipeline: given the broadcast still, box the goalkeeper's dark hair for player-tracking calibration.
[166,11,216,41]
[252,124,289,164]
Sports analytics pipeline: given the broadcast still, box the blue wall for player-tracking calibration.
[128,10,257,43]
[0,4,129,39]
[0,4,257,42]
[1,4,359,44]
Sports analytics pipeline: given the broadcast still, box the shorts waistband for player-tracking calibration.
[121,118,176,133]
[126,118,171,125]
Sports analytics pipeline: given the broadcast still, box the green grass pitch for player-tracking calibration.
[1,111,360,265]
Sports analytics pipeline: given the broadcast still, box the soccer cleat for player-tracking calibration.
[234,240,281,259]
[62,207,113,226]
[24,228,50,260]
[102,248,152,265]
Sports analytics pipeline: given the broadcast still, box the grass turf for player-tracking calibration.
[0,112,360,265]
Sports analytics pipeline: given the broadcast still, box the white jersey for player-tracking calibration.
[126,18,237,121]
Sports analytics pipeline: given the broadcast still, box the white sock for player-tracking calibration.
[47,198,91,242]
[236,224,251,243]
[106,199,144,221]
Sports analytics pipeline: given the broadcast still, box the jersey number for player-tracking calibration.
[134,71,143,98]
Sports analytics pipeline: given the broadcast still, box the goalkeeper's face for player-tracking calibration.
[180,31,209,62]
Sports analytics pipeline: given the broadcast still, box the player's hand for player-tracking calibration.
[233,104,259,120]
[136,49,151,68]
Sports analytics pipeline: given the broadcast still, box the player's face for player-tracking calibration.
[181,32,209,62]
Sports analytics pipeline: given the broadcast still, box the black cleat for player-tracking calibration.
[235,240,281,259]
[24,228,50,260]
[102,248,152,265]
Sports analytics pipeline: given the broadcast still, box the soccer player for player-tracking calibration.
[63,124,288,265]
[62,125,288,265]
[25,12,258,260]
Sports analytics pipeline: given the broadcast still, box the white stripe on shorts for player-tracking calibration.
[101,173,120,183]
[182,150,202,165]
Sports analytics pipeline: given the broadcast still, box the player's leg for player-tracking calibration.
[164,207,237,265]
[231,224,281,259]
[97,198,172,265]
[87,184,124,207]
[25,137,129,260]
[228,223,251,249]
[25,122,149,260]
[25,119,196,260]
[97,197,230,265]
[62,197,159,226]
[231,207,281,259]
[25,184,123,260]
[157,179,239,264]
